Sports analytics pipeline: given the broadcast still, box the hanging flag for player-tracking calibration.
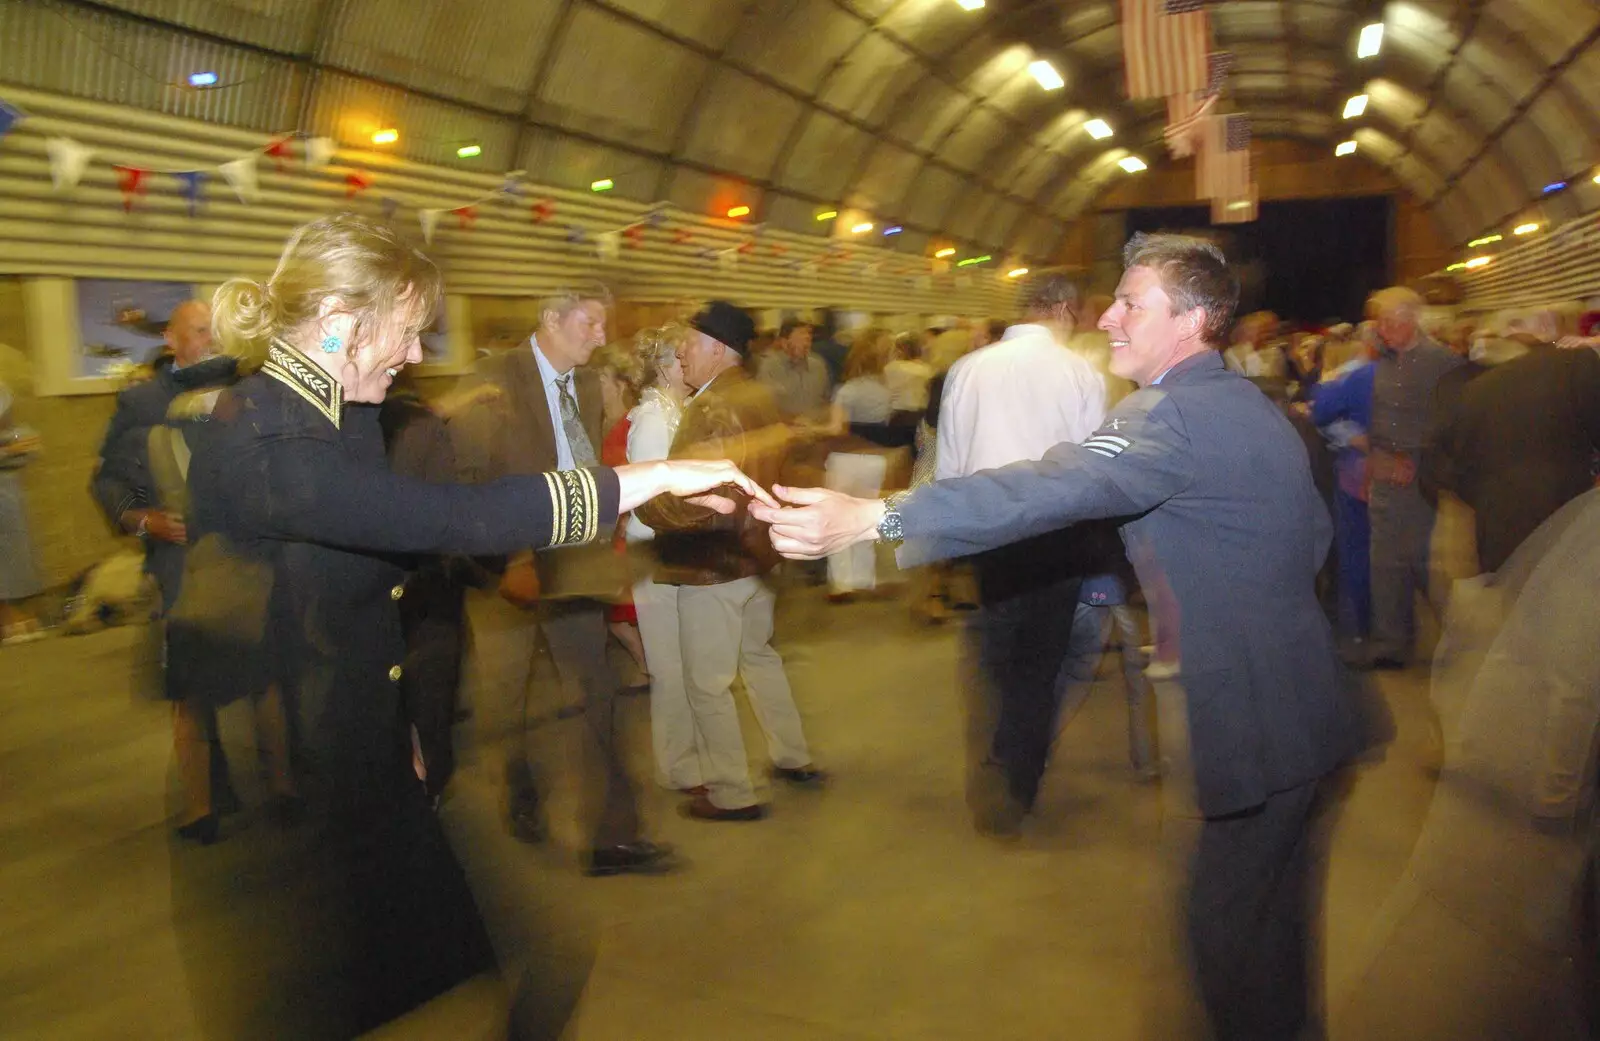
[623,224,644,248]
[597,230,621,263]
[718,248,737,272]
[174,171,207,216]
[344,171,371,198]
[453,205,477,229]
[644,205,668,227]
[1163,92,1217,159]
[672,227,694,245]
[218,155,259,202]
[737,240,755,255]
[0,99,24,145]
[419,209,441,245]
[500,175,524,199]
[1200,50,1234,99]
[1198,113,1251,201]
[265,135,294,171]
[531,199,554,223]
[769,243,787,257]
[801,261,819,279]
[566,225,587,243]
[46,136,94,191]
[304,136,337,170]
[113,165,148,212]
[1121,0,1211,100]
[379,196,400,221]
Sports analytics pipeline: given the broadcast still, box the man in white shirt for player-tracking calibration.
[935,274,1108,836]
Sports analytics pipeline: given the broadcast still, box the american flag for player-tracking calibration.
[1197,113,1252,201]
[1122,0,1212,100]
[1163,93,1217,158]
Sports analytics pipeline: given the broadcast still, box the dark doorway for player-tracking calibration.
[1124,195,1393,324]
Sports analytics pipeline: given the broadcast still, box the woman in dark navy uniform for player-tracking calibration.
[173,214,767,1041]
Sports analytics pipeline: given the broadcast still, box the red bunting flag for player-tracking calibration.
[623,224,644,248]
[737,240,755,255]
[453,205,477,229]
[112,165,147,212]
[265,135,294,172]
[530,199,554,223]
[672,227,694,245]
[344,171,371,198]
[769,243,787,257]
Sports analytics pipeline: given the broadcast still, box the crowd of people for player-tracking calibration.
[17,208,1596,1040]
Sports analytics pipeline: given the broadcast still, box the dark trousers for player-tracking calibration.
[1333,490,1371,640]
[1187,778,1331,1041]
[968,547,1082,810]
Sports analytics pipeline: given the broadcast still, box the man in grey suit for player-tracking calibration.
[755,234,1372,1041]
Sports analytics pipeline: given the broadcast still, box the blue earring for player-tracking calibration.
[320,335,343,354]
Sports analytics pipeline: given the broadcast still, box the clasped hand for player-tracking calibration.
[749,485,884,560]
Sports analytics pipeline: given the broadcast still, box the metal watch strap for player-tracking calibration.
[877,492,910,544]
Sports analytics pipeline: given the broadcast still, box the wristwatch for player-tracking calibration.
[133,513,150,539]
[876,492,910,545]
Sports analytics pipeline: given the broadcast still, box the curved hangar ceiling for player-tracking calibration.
[6,0,1600,257]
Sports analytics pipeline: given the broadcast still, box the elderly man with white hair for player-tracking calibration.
[1363,286,1463,669]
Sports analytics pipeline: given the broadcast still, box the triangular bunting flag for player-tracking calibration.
[566,225,586,244]
[737,240,755,255]
[644,205,668,227]
[304,136,337,170]
[770,243,787,257]
[218,156,258,202]
[531,199,554,223]
[265,135,293,172]
[0,100,24,145]
[718,249,737,272]
[379,196,400,221]
[419,209,441,245]
[623,224,644,248]
[500,175,524,198]
[596,230,621,263]
[113,165,148,212]
[174,171,207,216]
[46,137,93,191]
[344,171,371,198]
[453,205,476,229]
[672,227,693,245]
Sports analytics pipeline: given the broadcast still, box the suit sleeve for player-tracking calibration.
[1310,369,1356,428]
[898,394,1194,567]
[633,397,743,533]
[90,390,150,528]
[226,431,618,555]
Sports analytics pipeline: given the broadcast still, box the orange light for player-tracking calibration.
[727,205,751,218]
[371,128,398,145]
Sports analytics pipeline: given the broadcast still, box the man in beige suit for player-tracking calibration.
[450,286,670,877]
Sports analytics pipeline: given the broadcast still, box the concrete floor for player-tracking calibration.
[0,586,1443,1041]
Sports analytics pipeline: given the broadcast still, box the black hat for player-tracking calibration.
[691,300,755,354]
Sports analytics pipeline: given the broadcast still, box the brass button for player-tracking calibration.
[388,665,403,682]
[390,584,405,601]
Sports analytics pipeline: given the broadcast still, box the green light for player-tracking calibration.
[956,254,992,267]
[457,144,482,158]
[590,178,614,192]
[1445,263,1466,272]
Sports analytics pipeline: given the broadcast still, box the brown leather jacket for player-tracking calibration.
[634,366,790,586]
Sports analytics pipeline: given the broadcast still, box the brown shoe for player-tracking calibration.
[679,785,710,797]
[683,795,767,822]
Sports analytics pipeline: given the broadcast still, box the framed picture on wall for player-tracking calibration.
[24,278,205,396]
[408,295,473,377]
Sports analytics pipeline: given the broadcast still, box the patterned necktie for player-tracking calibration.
[556,374,597,467]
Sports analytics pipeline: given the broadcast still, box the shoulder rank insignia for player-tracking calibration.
[264,339,344,429]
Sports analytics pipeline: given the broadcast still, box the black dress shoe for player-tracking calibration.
[585,841,677,877]
[684,795,767,822]
[772,764,827,787]
[175,815,219,845]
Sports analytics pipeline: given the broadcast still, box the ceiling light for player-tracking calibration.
[727,205,751,218]
[1446,262,1467,272]
[1342,94,1368,119]
[1467,234,1502,247]
[1335,140,1357,156]
[1118,156,1148,173]
[371,128,399,145]
[1464,257,1491,269]
[456,144,482,158]
[1007,267,1029,278]
[188,71,218,88]
[883,225,903,236]
[1029,61,1065,91]
[1513,222,1539,235]
[816,210,838,221]
[954,0,985,9]
[1083,118,1114,140]
[851,222,874,234]
[1593,173,1600,184]
[1543,181,1566,194]
[590,178,614,192]
[1357,23,1384,59]
[956,255,991,267]
[934,247,956,258]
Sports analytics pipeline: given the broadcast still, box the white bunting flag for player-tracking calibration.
[46,136,94,191]
[718,248,737,273]
[218,156,259,202]
[304,137,337,170]
[419,209,441,245]
[596,230,621,263]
